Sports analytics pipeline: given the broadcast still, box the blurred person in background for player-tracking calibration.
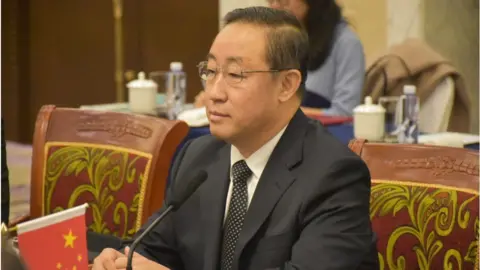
[268,0,365,116]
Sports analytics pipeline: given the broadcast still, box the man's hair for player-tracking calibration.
[224,7,309,96]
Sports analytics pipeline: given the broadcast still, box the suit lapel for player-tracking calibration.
[201,144,230,270]
[233,157,296,259]
[233,110,309,268]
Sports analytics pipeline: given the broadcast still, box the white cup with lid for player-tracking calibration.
[127,71,158,115]
[353,96,386,142]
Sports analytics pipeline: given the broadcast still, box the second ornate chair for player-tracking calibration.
[349,139,479,269]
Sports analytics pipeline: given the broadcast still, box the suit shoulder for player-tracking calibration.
[177,135,225,169]
[185,134,224,155]
[304,120,361,162]
[298,120,371,195]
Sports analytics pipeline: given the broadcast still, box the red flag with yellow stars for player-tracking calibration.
[16,204,89,270]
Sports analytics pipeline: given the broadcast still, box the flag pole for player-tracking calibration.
[1,223,17,234]
[1,204,89,235]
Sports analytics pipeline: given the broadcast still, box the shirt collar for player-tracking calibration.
[230,126,287,179]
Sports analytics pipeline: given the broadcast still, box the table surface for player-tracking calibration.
[186,124,479,150]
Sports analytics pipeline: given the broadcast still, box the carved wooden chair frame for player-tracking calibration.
[14,105,189,233]
[349,139,479,269]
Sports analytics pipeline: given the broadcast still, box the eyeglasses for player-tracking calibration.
[197,61,293,85]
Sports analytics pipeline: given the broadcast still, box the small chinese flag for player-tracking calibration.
[17,203,89,270]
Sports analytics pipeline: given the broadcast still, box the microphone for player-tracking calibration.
[126,171,207,270]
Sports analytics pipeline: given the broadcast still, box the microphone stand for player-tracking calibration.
[126,205,174,270]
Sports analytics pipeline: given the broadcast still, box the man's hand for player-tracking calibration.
[92,248,125,270]
[111,246,170,270]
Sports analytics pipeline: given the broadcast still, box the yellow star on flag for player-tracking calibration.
[63,229,78,248]
[77,254,82,262]
[56,262,62,269]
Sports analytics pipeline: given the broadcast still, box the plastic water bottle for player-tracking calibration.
[398,85,420,144]
[165,62,186,119]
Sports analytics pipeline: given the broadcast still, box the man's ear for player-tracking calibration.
[278,69,302,102]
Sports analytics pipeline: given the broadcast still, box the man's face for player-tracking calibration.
[204,22,282,143]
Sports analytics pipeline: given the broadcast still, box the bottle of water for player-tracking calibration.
[165,62,186,120]
[398,85,420,144]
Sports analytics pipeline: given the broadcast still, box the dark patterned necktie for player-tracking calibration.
[220,160,252,270]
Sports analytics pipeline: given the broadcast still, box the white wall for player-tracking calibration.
[386,0,424,47]
[338,0,388,59]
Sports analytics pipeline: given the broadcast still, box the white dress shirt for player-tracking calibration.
[224,126,287,220]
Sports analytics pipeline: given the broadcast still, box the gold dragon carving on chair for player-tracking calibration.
[370,181,478,270]
[43,143,151,239]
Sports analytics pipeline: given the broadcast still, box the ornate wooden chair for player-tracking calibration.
[349,139,479,270]
[12,105,189,239]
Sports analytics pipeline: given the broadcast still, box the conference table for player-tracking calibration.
[77,101,480,151]
[187,123,351,144]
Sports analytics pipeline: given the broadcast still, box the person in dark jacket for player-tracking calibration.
[2,236,27,270]
[1,118,10,225]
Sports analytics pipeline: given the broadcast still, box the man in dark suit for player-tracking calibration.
[93,6,378,270]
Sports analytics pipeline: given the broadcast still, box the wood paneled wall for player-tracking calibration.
[1,0,219,143]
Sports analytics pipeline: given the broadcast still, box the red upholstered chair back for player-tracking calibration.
[349,139,479,269]
[29,105,189,239]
